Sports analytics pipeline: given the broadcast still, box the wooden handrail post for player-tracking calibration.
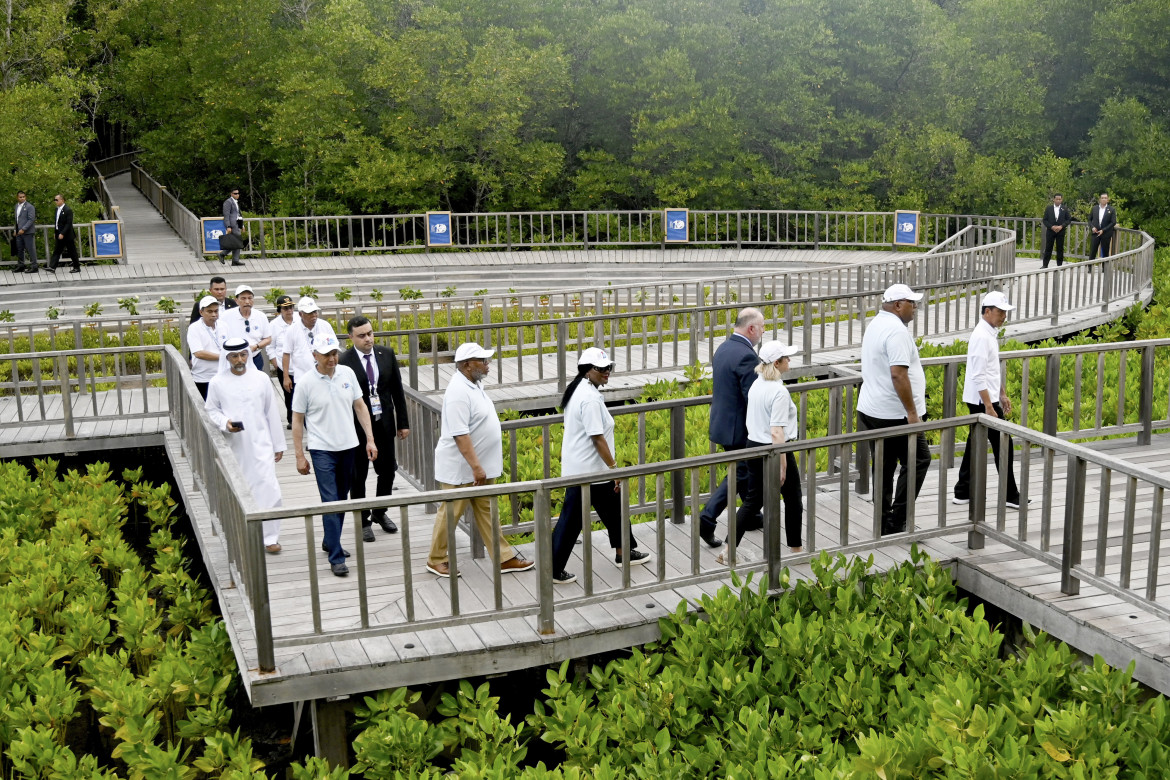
[1043,354,1060,437]
[763,449,783,589]
[1139,344,1155,445]
[534,486,555,635]
[670,404,686,523]
[967,422,988,550]
[1060,455,1086,596]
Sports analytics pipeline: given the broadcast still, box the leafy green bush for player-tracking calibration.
[347,551,1170,778]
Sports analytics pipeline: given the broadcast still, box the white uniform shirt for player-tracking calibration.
[292,364,362,452]
[433,372,503,484]
[267,315,294,363]
[282,319,336,379]
[962,319,1003,406]
[186,320,226,382]
[560,380,614,477]
[746,378,799,444]
[221,307,270,353]
[857,310,926,419]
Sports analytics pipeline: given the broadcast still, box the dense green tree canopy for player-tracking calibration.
[8,0,1170,240]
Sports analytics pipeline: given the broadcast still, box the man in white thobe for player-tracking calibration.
[206,337,285,552]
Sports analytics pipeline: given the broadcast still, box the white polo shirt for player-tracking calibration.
[267,315,294,363]
[746,378,798,444]
[291,364,361,452]
[434,372,503,484]
[221,307,270,353]
[857,310,926,419]
[186,320,225,382]
[282,319,336,379]
[962,319,1003,406]
[561,380,614,477]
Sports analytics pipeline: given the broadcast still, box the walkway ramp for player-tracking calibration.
[104,173,198,265]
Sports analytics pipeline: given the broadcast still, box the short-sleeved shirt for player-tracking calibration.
[291,364,362,452]
[186,320,225,382]
[746,377,798,445]
[857,310,926,419]
[267,315,294,363]
[561,380,614,476]
[220,307,270,352]
[962,319,1002,406]
[434,372,503,484]
[282,319,336,379]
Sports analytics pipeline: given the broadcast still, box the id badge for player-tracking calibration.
[370,395,383,417]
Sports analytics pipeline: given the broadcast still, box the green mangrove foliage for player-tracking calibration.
[342,551,1170,777]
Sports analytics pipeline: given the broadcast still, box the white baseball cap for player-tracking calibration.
[578,347,614,368]
[759,341,800,363]
[297,296,320,313]
[234,284,253,297]
[882,283,924,303]
[198,295,220,310]
[454,342,495,362]
[981,290,1016,311]
[312,334,341,354]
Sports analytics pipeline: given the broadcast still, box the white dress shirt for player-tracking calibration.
[962,319,1003,406]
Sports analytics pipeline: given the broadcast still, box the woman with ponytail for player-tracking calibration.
[550,347,650,583]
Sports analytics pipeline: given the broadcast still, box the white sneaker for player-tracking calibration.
[952,497,970,505]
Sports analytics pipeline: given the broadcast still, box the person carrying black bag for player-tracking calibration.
[219,187,244,265]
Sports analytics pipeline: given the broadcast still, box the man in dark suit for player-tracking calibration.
[1040,193,1072,268]
[1088,193,1117,259]
[48,194,80,273]
[341,315,410,540]
[698,308,765,547]
[13,191,37,273]
[189,276,237,323]
[219,187,243,266]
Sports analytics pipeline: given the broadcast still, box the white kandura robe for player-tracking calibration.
[205,362,285,545]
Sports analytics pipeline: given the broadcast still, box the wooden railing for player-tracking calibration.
[130,162,202,257]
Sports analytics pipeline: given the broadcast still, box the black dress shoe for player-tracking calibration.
[331,562,349,576]
[219,255,226,264]
[47,266,56,273]
[376,516,398,534]
[69,268,80,273]
[321,542,352,557]
[231,261,244,266]
[701,531,724,548]
[362,526,376,543]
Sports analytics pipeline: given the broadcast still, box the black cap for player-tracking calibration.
[275,294,294,309]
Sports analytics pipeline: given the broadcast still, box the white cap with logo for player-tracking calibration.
[297,296,320,313]
[882,283,924,303]
[312,334,341,354]
[578,347,614,367]
[235,284,253,297]
[454,343,495,362]
[981,291,1015,311]
[198,295,220,311]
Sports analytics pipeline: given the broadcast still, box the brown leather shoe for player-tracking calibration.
[265,543,282,554]
[500,554,534,573]
[426,561,461,578]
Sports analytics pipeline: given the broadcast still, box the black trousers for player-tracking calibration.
[274,367,294,426]
[954,402,1019,504]
[699,442,759,537]
[1040,229,1065,267]
[737,451,803,548]
[858,411,931,535]
[1089,230,1113,259]
[195,381,210,400]
[350,421,396,526]
[551,481,638,574]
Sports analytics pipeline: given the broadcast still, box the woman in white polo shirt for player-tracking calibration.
[722,340,803,564]
[550,347,649,584]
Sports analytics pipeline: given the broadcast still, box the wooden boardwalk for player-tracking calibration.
[185,418,1170,704]
[104,173,200,265]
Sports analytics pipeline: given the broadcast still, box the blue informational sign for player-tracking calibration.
[427,211,452,247]
[894,211,920,246]
[201,217,226,254]
[92,221,123,259]
[664,209,689,243]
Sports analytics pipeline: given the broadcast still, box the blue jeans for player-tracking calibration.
[310,449,354,565]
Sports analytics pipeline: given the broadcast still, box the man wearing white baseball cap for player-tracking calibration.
[281,296,336,422]
[857,283,930,535]
[292,333,377,577]
[220,284,271,371]
[953,290,1022,508]
[187,294,226,399]
[426,342,534,578]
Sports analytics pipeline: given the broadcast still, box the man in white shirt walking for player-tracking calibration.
[187,295,226,400]
[220,284,271,371]
[425,343,533,578]
[953,291,1021,508]
[857,284,931,536]
[282,296,336,409]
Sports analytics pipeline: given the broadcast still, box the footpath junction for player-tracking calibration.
[0,155,1164,763]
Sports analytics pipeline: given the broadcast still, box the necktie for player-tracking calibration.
[364,353,375,386]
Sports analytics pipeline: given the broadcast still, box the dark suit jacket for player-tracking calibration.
[1042,204,1071,233]
[1089,204,1116,235]
[188,296,237,324]
[222,196,241,231]
[340,345,410,445]
[707,332,760,448]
